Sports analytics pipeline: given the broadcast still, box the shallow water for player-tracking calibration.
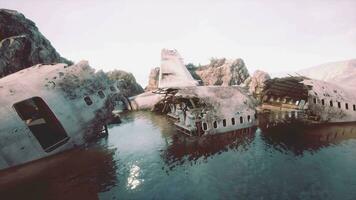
[1,111,356,200]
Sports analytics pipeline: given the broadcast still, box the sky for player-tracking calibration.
[2,0,356,86]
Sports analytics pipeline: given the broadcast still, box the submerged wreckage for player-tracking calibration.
[2,47,355,171]
[131,49,257,136]
[260,76,356,128]
[0,61,125,170]
[131,49,356,137]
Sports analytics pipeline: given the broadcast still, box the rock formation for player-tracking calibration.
[194,58,250,86]
[106,70,144,97]
[245,70,271,100]
[145,58,250,90]
[0,9,72,78]
[145,67,160,91]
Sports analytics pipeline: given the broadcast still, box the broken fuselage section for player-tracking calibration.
[260,76,356,128]
[155,86,257,136]
[0,61,124,171]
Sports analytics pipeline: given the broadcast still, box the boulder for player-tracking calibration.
[0,9,72,78]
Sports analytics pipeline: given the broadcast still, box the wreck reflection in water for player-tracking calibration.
[0,146,117,200]
[1,111,356,199]
[261,119,356,155]
[163,127,256,170]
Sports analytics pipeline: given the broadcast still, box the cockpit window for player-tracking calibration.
[98,91,105,99]
[84,96,93,105]
[13,97,69,152]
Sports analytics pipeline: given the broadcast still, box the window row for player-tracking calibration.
[202,115,253,131]
[312,98,356,111]
[84,85,118,106]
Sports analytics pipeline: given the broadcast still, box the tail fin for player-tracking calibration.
[158,49,198,88]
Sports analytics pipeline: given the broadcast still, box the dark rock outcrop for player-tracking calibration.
[0,9,72,78]
[107,70,144,97]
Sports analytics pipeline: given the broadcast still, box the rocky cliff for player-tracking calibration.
[0,9,143,97]
[146,58,250,90]
[107,70,144,97]
[0,9,72,78]
[194,58,250,86]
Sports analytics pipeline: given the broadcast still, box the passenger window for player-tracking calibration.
[13,97,69,152]
[313,98,317,104]
[202,122,207,131]
[330,100,333,107]
[240,116,243,124]
[321,99,325,106]
[338,102,341,108]
[353,104,356,111]
[84,96,93,105]
[98,91,105,99]
[231,118,235,125]
[213,121,217,128]
[223,119,226,127]
[248,115,251,122]
[345,103,349,110]
[110,86,117,92]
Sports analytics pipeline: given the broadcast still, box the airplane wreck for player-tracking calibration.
[130,49,257,137]
[260,76,356,127]
[131,49,356,137]
[0,61,127,170]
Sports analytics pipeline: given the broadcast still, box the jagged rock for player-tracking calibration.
[247,70,271,99]
[107,70,144,97]
[0,9,72,78]
[145,67,159,91]
[194,58,250,86]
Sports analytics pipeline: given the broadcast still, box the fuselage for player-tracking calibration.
[0,61,119,170]
[261,77,356,124]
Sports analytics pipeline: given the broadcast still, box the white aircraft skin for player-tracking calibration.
[0,61,120,171]
[129,49,257,136]
[304,79,356,123]
[261,77,356,125]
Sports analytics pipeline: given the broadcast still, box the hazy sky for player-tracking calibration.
[2,0,356,86]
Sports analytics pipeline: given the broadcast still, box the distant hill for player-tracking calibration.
[297,59,356,84]
[275,59,356,90]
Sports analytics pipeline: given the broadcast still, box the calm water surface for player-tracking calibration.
[1,111,356,200]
